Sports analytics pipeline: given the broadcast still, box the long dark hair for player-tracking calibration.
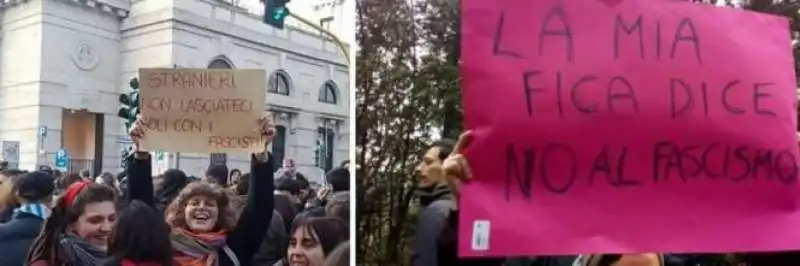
[323,242,349,266]
[108,200,172,265]
[27,181,118,264]
[290,217,348,256]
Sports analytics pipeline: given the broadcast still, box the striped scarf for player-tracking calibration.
[171,228,239,266]
[13,203,49,219]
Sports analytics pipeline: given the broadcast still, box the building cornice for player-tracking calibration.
[52,0,129,19]
[0,0,30,9]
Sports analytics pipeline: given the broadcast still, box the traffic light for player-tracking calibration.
[118,78,140,132]
[263,0,290,29]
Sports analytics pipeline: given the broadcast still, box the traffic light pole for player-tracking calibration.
[288,12,350,65]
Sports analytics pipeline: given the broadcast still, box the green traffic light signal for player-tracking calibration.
[272,7,287,20]
[263,0,290,29]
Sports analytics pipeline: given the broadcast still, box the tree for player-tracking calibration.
[355,0,440,264]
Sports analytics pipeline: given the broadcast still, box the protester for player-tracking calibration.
[205,164,229,187]
[59,173,83,191]
[27,181,118,265]
[103,200,173,266]
[295,178,312,209]
[410,139,457,266]
[324,193,348,226]
[0,168,22,184]
[126,114,276,266]
[410,135,504,266]
[304,166,349,218]
[153,168,190,215]
[0,169,25,222]
[229,169,242,187]
[80,169,93,182]
[279,217,348,266]
[275,158,298,180]
[322,242,349,266]
[0,171,55,266]
[232,173,290,266]
[274,178,301,232]
[95,172,116,188]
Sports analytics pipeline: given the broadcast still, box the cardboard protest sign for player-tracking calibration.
[460,0,800,257]
[139,68,266,153]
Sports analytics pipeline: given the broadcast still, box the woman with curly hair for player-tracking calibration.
[126,114,276,266]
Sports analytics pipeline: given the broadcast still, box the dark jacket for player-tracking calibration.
[273,193,298,233]
[153,169,189,215]
[0,207,14,223]
[411,184,455,266]
[127,153,275,266]
[0,212,45,266]
[252,211,289,266]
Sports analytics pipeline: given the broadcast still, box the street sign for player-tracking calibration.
[38,126,47,137]
[54,148,69,171]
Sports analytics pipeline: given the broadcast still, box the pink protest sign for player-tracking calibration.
[460,0,800,257]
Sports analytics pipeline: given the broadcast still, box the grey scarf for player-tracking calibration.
[59,233,107,265]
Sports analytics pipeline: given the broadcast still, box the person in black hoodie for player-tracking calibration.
[126,115,275,266]
[153,168,190,215]
[0,171,55,266]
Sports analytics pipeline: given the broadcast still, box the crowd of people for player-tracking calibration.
[0,115,350,266]
[407,131,800,266]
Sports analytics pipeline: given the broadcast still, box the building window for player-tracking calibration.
[208,57,233,69]
[268,71,291,96]
[318,81,338,104]
[271,125,287,169]
[315,127,335,172]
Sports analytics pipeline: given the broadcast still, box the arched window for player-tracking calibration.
[318,81,338,104]
[268,70,291,96]
[208,56,233,69]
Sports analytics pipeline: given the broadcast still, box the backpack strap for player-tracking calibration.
[221,245,240,266]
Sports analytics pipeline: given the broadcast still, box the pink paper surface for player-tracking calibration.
[460,0,800,257]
